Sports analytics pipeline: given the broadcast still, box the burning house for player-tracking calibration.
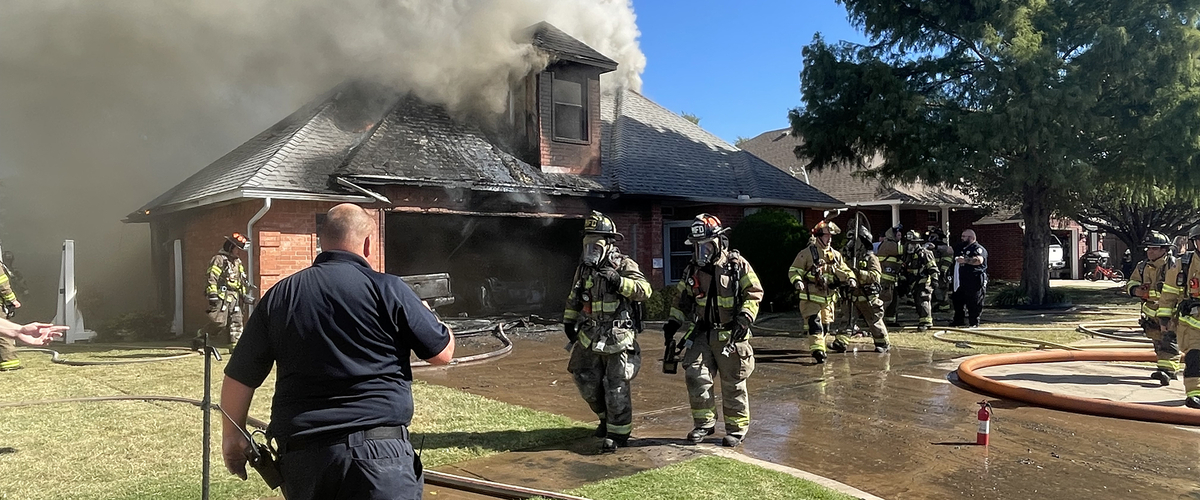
[126,23,841,332]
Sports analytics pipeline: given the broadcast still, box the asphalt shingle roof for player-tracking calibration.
[132,82,397,216]
[527,22,618,70]
[739,128,972,206]
[600,89,840,206]
[334,95,605,194]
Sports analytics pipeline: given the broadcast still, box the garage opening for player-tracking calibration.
[385,213,583,316]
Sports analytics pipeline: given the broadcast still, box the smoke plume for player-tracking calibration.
[0,0,645,321]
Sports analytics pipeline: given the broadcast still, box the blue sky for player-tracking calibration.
[633,0,869,144]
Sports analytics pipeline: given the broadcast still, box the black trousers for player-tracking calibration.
[951,284,985,326]
[278,430,422,500]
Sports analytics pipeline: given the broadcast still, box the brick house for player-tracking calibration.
[125,23,841,334]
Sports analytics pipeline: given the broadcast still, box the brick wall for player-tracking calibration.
[969,222,1023,281]
[175,199,385,333]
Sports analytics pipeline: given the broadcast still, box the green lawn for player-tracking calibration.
[567,456,857,500]
[0,346,589,499]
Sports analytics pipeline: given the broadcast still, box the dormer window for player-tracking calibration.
[552,75,587,142]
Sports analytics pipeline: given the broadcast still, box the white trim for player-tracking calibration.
[128,189,373,221]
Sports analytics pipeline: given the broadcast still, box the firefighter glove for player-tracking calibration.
[663,320,681,346]
[243,295,256,306]
[793,279,805,292]
[731,314,752,343]
[208,294,220,309]
[564,323,579,344]
[600,268,622,292]
[846,278,858,290]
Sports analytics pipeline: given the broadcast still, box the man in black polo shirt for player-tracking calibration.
[220,203,454,500]
[950,229,989,328]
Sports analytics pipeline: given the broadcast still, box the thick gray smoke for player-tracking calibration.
[0,0,645,322]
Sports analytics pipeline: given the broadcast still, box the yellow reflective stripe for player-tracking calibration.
[691,409,715,420]
[726,414,750,427]
[617,277,633,297]
[1189,389,1200,398]
[1181,315,1200,330]
[1158,360,1181,371]
[1162,284,1182,294]
[1142,304,1158,316]
[0,360,20,368]
[206,285,219,294]
[881,274,897,282]
[1149,291,1161,299]
[606,422,632,435]
[1157,307,1175,318]
[670,307,687,322]
[209,265,222,275]
[742,300,760,319]
[740,272,758,289]
[597,301,618,313]
[717,296,736,308]
[563,309,581,321]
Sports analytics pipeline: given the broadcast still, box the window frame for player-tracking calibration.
[550,73,589,144]
[662,220,694,285]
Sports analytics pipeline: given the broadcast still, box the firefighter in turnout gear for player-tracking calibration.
[789,221,855,363]
[563,211,652,453]
[0,250,23,371]
[1158,225,1200,408]
[841,226,891,353]
[877,226,905,326]
[200,233,253,350]
[926,229,954,312]
[664,214,763,447]
[1128,231,1179,385]
[902,230,940,331]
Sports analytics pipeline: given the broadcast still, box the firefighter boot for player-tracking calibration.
[601,434,629,453]
[686,427,715,443]
[594,420,607,438]
[722,434,743,448]
[1150,370,1176,387]
[874,343,891,353]
[1188,396,1200,410]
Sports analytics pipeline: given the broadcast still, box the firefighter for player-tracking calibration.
[563,211,652,453]
[1128,231,1178,385]
[0,250,23,371]
[788,221,855,363]
[664,214,763,447]
[902,230,939,331]
[1158,225,1200,407]
[200,233,253,351]
[877,225,905,327]
[926,228,954,312]
[841,226,891,353]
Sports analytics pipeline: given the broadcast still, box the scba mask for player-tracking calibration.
[581,235,611,267]
[692,239,718,265]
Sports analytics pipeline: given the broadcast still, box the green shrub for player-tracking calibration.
[644,283,681,320]
[95,310,173,342]
[728,208,809,311]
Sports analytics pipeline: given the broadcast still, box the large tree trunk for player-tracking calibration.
[1020,183,1053,305]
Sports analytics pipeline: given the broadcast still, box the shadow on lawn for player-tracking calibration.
[415,427,592,455]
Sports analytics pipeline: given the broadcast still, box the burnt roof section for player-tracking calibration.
[739,128,972,206]
[527,22,618,71]
[334,95,604,194]
[600,89,841,206]
[129,82,399,218]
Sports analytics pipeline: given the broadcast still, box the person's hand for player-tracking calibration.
[600,268,621,292]
[793,280,805,292]
[564,323,579,344]
[208,294,220,309]
[15,323,66,346]
[222,431,250,480]
[663,320,681,346]
[846,278,858,290]
[731,314,752,343]
[7,300,19,309]
[242,295,256,306]
[955,256,966,264]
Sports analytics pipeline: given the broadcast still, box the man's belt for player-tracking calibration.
[278,425,409,454]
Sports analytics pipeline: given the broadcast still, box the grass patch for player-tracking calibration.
[566,456,856,500]
[0,345,589,499]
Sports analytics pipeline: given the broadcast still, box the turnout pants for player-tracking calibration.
[203,304,244,345]
[278,428,422,500]
[0,335,19,370]
[684,329,754,437]
[800,297,836,353]
[952,284,985,326]
[1178,322,1200,401]
[911,284,933,327]
[1142,317,1181,373]
[881,281,898,324]
[833,296,889,349]
[568,341,641,440]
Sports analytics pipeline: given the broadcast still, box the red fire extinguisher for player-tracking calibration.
[977,401,993,446]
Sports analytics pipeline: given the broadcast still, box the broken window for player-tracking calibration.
[553,77,586,142]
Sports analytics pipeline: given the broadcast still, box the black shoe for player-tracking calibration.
[812,350,827,364]
[594,420,607,438]
[686,427,715,443]
[1150,370,1176,387]
[722,435,743,447]
[1187,396,1200,409]
[874,344,891,353]
[916,324,930,332]
[948,321,964,328]
[600,438,618,453]
[830,342,848,353]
